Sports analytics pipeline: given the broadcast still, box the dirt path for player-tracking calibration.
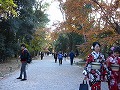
[0,55,108,90]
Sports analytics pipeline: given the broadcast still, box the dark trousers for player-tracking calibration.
[41,56,43,60]
[59,59,62,65]
[20,62,27,79]
[55,58,57,63]
[70,58,74,65]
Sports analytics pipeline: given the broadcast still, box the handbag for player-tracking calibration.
[79,80,89,90]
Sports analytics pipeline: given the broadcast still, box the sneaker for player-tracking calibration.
[17,77,22,79]
[21,79,27,81]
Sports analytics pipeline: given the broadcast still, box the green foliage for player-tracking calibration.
[54,32,84,53]
[42,2,50,11]
[54,34,69,52]
[98,31,114,38]
[0,19,20,58]
[14,0,50,43]
[0,0,17,18]
[0,34,5,51]
[0,0,50,61]
[34,10,50,28]
[31,30,47,52]
[9,17,20,33]
[5,42,19,57]
[85,4,92,9]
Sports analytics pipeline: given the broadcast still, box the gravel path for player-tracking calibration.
[0,56,84,90]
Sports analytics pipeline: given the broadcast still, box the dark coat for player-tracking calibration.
[69,52,75,59]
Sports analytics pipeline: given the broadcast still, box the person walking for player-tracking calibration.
[64,53,67,61]
[82,42,109,90]
[54,52,57,63]
[41,52,44,60]
[69,51,75,65]
[17,44,28,81]
[106,46,120,90]
[58,52,63,65]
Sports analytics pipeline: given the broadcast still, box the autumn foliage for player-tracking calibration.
[51,0,120,58]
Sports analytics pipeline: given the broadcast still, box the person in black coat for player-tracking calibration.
[41,52,44,60]
[69,51,75,65]
[54,52,57,63]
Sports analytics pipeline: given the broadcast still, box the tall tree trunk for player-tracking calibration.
[115,23,120,34]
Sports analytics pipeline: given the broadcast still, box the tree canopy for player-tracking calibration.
[54,0,120,58]
[0,0,50,61]
[0,0,17,18]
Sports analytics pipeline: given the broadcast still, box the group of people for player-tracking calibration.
[39,52,44,60]
[17,42,120,90]
[83,42,120,90]
[17,43,76,81]
[53,51,75,65]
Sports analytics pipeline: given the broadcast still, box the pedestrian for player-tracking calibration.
[17,44,28,81]
[64,53,67,61]
[75,49,79,57]
[69,51,75,65]
[41,52,44,60]
[82,42,109,90]
[106,46,120,90]
[58,52,63,65]
[54,52,57,63]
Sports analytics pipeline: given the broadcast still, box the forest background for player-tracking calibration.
[51,0,120,59]
[0,0,50,62]
[0,0,120,62]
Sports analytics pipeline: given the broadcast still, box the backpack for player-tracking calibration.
[27,52,32,63]
[58,54,63,59]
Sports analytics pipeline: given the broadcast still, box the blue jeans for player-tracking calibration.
[20,62,27,79]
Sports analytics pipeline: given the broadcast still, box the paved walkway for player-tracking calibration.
[0,56,84,90]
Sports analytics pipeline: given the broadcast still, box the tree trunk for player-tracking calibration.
[115,23,120,34]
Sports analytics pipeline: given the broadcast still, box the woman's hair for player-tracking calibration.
[21,44,26,48]
[92,42,101,47]
[113,46,120,54]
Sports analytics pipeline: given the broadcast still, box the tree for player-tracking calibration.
[91,0,120,34]
[0,0,50,61]
[57,0,120,33]
[0,0,17,19]
[56,0,120,58]
[15,0,50,43]
[30,28,48,56]
[53,32,84,53]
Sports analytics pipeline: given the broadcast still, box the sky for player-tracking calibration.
[45,0,115,29]
[45,0,63,28]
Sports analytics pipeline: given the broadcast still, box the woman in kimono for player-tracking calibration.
[106,46,120,90]
[83,42,109,90]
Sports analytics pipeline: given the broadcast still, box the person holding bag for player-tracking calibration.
[79,80,89,90]
[82,42,109,90]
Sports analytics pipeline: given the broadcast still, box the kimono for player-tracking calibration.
[84,51,108,90]
[106,55,120,90]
